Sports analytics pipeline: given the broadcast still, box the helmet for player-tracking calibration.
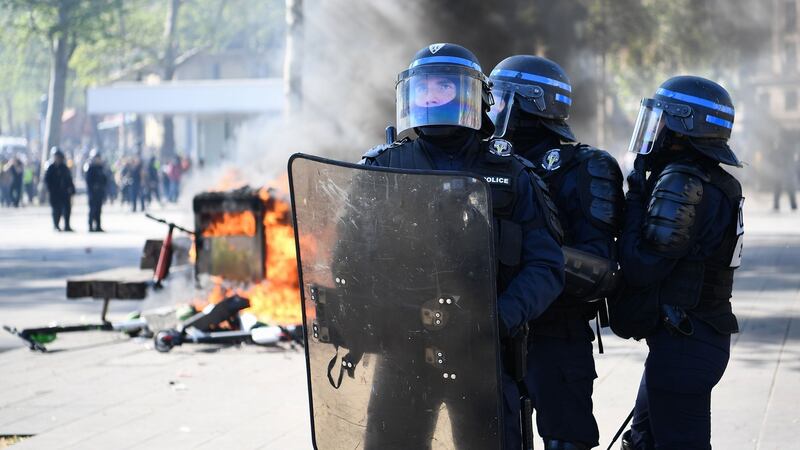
[628,76,740,166]
[396,43,494,136]
[89,148,101,160]
[50,146,64,159]
[488,55,575,141]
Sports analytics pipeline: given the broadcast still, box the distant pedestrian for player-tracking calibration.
[165,156,182,202]
[122,156,145,212]
[772,146,798,211]
[104,164,118,204]
[0,158,11,207]
[43,147,75,231]
[22,161,35,205]
[84,150,107,232]
[146,156,161,204]
[8,157,23,207]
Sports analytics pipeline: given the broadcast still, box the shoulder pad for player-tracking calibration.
[528,170,564,245]
[660,162,711,183]
[361,143,391,159]
[643,162,708,255]
[360,138,409,163]
[576,149,624,234]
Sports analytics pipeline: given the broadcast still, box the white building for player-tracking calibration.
[87,78,282,165]
[86,49,284,165]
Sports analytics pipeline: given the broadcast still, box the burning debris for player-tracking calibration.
[153,295,303,353]
[4,180,304,354]
[192,185,303,327]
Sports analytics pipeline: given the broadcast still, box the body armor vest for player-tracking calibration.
[363,138,559,295]
[523,143,623,335]
[657,163,742,333]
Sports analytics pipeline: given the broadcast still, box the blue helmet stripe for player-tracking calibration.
[410,56,482,72]
[705,114,733,129]
[554,93,572,105]
[490,69,572,92]
[657,88,735,116]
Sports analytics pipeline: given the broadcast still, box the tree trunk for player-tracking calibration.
[160,0,181,160]
[41,32,70,163]
[6,96,14,136]
[283,0,303,118]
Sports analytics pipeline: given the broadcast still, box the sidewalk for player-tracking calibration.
[0,193,797,449]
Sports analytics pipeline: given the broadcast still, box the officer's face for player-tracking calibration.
[413,76,457,107]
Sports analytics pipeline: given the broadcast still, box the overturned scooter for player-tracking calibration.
[153,295,303,352]
[3,214,193,352]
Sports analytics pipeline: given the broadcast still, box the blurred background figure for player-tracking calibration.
[84,149,107,231]
[772,128,798,211]
[145,155,161,206]
[43,147,75,231]
[0,157,13,207]
[22,157,36,205]
[165,156,183,203]
[5,156,23,207]
[121,155,145,212]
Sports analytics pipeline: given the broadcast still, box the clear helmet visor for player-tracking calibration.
[627,99,666,155]
[488,89,515,138]
[396,67,483,134]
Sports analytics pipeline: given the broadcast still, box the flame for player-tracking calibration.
[193,179,303,326]
[202,212,256,237]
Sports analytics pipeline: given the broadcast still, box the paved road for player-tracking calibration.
[0,193,797,449]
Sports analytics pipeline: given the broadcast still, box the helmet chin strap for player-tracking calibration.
[417,126,475,153]
[417,125,463,137]
[505,110,559,153]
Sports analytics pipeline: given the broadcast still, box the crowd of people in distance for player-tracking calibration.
[0,148,190,211]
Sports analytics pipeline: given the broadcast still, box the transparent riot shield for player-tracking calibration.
[289,154,504,450]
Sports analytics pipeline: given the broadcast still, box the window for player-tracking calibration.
[786,90,798,111]
[787,1,797,32]
[760,92,770,107]
[785,42,797,72]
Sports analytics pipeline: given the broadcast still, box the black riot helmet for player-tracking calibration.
[488,55,576,142]
[628,75,741,166]
[396,43,494,137]
[50,146,65,160]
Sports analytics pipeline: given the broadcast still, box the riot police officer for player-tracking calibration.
[44,147,75,231]
[84,149,107,232]
[489,55,624,450]
[616,76,743,450]
[361,43,565,449]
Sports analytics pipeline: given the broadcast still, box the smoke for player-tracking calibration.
[182,0,777,198]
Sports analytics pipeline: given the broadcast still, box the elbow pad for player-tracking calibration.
[643,162,709,256]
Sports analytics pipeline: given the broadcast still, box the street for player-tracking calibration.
[0,193,798,449]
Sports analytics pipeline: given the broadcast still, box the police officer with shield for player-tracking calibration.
[360,43,565,449]
[615,76,743,450]
[488,55,624,450]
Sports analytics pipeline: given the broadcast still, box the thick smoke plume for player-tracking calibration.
[184,0,775,198]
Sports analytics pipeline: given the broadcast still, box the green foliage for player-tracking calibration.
[0,0,285,130]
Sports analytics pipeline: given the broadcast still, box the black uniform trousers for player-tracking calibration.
[50,195,71,229]
[526,319,599,448]
[88,193,103,230]
[629,318,730,450]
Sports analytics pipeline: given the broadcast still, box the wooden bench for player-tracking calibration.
[64,239,167,322]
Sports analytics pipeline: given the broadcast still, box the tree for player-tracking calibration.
[5,0,120,166]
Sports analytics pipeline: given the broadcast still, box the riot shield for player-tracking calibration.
[289,154,504,450]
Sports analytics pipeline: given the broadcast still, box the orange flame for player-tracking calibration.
[202,212,256,237]
[194,178,302,326]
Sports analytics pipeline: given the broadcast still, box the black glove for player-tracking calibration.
[625,155,647,203]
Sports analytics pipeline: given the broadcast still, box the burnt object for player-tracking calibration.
[193,187,266,282]
[152,295,304,352]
